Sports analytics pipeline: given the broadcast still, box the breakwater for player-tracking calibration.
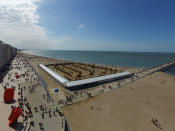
[0,41,17,70]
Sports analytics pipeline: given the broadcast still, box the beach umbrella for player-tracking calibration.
[54,88,59,92]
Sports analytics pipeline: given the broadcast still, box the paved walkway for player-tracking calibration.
[0,56,25,131]
[0,53,65,131]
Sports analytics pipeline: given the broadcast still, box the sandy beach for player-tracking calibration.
[63,72,175,131]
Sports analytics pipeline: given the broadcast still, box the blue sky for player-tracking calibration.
[0,0,175,52]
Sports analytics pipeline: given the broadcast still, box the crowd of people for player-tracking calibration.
[0,53,65,131]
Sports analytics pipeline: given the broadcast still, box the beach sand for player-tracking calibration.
[63,72,175,131]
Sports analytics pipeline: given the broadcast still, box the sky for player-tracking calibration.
[0,0,175,52]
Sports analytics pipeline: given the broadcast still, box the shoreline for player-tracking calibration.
[22,51,147,69]
[22,50,175,69]
[21,51,148,76]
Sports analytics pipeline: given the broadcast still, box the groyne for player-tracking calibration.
[0,41,17,70]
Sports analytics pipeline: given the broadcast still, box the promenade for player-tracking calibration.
[0,53,65,131]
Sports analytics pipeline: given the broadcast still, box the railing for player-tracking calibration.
[29,63,54,102]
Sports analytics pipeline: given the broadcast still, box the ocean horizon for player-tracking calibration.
[23,50,175,75]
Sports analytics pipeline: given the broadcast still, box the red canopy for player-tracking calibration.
[15,74,20,79]
[4,88,14,103]
[8,107,22,126]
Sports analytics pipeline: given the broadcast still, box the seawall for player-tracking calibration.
[0,41,17,70]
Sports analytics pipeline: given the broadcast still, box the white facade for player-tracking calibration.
[39,64,68,84]
[39,64,132,89]
[65,72,131,88]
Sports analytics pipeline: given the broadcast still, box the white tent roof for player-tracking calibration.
[65,72,131,88]
[39,64,68,83]
[39,64,132,88]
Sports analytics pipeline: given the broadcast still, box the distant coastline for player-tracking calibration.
[22,50,175,68]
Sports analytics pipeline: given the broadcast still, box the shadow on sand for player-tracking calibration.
[65,120,70,131]
[0,59,13,83]
[5,99,17,104]
[10,122,24,131]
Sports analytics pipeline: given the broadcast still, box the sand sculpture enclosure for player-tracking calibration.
[46,62,121,81]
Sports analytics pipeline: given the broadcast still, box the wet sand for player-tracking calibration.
[63,72,175,131]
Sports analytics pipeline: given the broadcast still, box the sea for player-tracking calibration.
[23,50,175,76]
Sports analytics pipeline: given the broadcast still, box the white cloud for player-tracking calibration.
[0,0,70,49]
[77,24,86,30]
